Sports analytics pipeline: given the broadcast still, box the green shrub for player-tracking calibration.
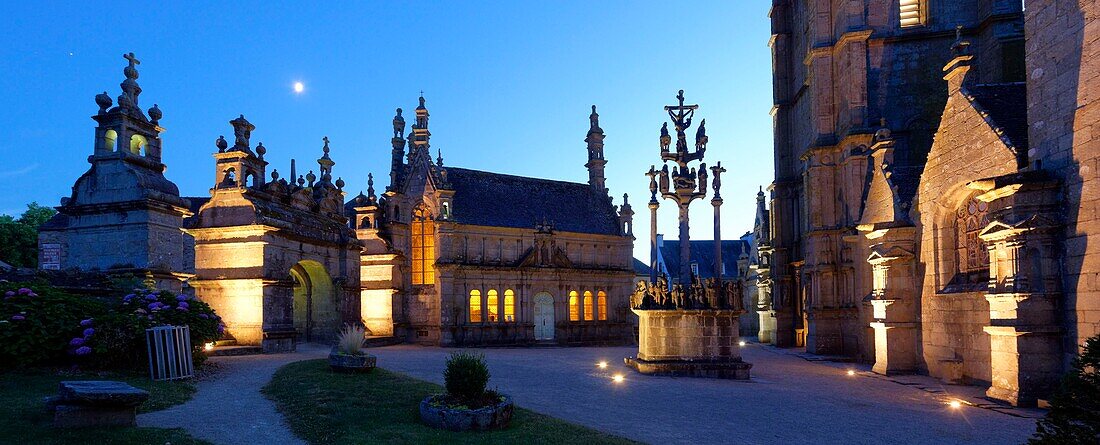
[81,290,223,368]
[444,351,490,404]
[1030,334,1100,444]
[0,283,106,367]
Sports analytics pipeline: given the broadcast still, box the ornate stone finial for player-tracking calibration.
[589,105,602,133]
[120,52,142,107]
[256,142,266,159]
[215,135,228,153]
[297,175,305,187]
[335,177,345,190]
[306,170,316,186]
[873,117,892,142]
[271,169,279,181]
[321,136,331,157]
[95,91,112,113]
[623,193,630,206]
[436,149,444,167]
[951,25,971,56]
[393,108,405,139]
[367,173,375,199]
[229,114,255,149]
[148,104,162,125]
[418,94,426,109]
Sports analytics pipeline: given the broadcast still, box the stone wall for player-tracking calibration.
[1024,0,1100,361]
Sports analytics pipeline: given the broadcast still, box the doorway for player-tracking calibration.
[290,260,336,342]
[533,292,555,340]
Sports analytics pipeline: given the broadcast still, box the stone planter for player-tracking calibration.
[419,394,514,431]
[328,352,377,373]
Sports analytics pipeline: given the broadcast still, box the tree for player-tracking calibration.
[0,202,56,268]
[1030,334,1100,444]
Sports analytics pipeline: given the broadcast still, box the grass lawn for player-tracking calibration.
[263,359,638,445]
[0,368,209,445]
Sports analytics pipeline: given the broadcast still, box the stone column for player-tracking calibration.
[859,224,919,375]
[678,203,691,283]
[713,197,723,279]
[649,200,659,283]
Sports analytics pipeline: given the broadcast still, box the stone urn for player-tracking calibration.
[419,394,514,431]
[328,351,377,373]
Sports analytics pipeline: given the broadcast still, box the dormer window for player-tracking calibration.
[900,0,927,28]
[690,262,699,277]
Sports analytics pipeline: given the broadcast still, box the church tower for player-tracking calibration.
[38,53,193,290]
[213,115,268,189]
[585,105,608,195]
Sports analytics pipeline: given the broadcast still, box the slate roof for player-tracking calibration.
[444,167,621,236]
[632,258,652,275]
[659,239,750,280]
[968,82,1028,151]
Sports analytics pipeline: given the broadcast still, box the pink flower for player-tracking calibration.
[11,315,25,321]
[74,346,92,356]
[3,291,13,298]
[80,318,94,327]
[82,328,95,338]
[16,288,32,296]
[70,337,85,346]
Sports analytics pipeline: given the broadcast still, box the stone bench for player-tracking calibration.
[46,381,149,428]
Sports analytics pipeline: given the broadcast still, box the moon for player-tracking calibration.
[293,82,304,94]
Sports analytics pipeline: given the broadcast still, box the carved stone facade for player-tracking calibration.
[356,98,636,346]
[766,0,1100,407]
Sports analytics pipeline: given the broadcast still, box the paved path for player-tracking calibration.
[370,343,1041,445]
[138,344,328,445]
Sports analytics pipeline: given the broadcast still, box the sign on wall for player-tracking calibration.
[41,243,61,270]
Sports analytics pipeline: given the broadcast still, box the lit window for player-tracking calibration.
[504,289,515,322]
[597,291,607,321]
[956,197,990,275]
[411,206,435,285]
[487,289,499,323]
[899,0,926,28]
[583,291,594,321]
[469,290,482,323]
[569,291,580,321]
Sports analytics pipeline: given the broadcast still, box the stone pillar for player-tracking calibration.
[973,172,1063,407]
[678,204,691,283]
[649,200,659,283]
[713,197,723,278]
[861,225,919,375]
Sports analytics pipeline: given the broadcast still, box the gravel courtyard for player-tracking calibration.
[370,342,1040,445]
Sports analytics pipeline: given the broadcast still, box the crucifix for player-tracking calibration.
[664,89,698,153]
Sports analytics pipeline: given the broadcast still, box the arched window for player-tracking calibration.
[568,291,580,321]
[104,129,118,152]
[503,289,515,322]
[597,291,607,321]
[487,289,499,322]
[129,134,147,155]
[955,196,990,283]
[583,291,594,321]
[469,290,482,323]
[411,206,435,285]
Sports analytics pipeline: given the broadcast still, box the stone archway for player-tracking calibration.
[290,260,338,342]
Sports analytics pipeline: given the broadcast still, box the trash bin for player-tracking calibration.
[145,325,194,380]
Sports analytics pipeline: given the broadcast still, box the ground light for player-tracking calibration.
[846,369,855,376]
[948,400,963,409]
[739,340,747,347]
[612,374,625,383]
[597,361,608,369]
[204,342,215,352]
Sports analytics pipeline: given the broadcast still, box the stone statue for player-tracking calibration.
[698,163,708,195]
[660,122,671,152]
[711,161,725,196]
[659,164,670,194]
[655,275,669,306]
[695,118,708,150]
[671,284,685,308]
[393,108,405,139]
[647,166,659,199]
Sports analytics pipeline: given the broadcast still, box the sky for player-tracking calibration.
[0,1,775,263]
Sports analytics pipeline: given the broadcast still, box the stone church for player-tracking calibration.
[40,54,635,350]
[763,0,1100,407]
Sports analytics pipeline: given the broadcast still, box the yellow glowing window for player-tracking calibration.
[469,290,482,323]
[487,289,499,323]
[411,207,435,285]
[569,291,580,321]
[899,0,925,28]
[504,289,515,322]
[597,291,607,321]
[583,291,594,321]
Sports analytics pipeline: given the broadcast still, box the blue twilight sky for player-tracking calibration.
[0,1,774,263]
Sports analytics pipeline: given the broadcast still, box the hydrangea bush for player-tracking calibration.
[0,284,105,367]
[76,290,223,368]
[0,282,223,370]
